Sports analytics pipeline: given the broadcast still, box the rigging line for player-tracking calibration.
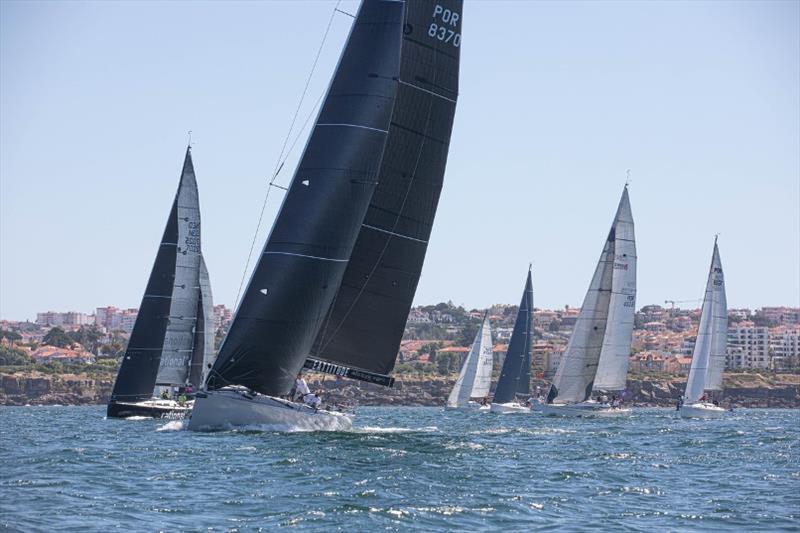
[317,33,442,355]
[233,1,343,311]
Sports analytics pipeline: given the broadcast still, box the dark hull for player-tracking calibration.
[106,401,190,419]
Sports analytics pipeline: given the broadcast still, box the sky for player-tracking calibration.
[1,0,798,321]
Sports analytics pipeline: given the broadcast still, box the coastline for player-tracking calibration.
[2,371,798,408]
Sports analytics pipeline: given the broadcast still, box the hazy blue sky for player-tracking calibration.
[1,0,798,321]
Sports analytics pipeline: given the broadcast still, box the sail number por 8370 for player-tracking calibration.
[428,4,461,47]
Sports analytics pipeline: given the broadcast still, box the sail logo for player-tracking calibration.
[185,221,201,253]
[429,4,461,47]
[613,262,628,270]
[623,294,636,308]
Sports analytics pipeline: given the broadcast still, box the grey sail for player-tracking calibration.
[206,0,404,397]
[309,0,463,381]
[109,147,199,405]
[189,256,215,388]
[549,189,633,405]
[493,269,534,403]
[685,239,727,402]
[593,187,636,391]
[155,149,202,387]
[447,314,492,408]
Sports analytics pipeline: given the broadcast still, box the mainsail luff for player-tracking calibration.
[685,240,727,401]
[207,0,404,397]
[310,0,462,377]
[593,186,636,391]
[447,314,491,407]
[110,147,197,403]
[493,269,533,404]
[549,221,616,405]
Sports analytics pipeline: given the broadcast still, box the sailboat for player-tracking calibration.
[107,146,215,419]
[679,238,728,418]
[543,186,636,417]
[446,314,493,409]
[490,268,534,413]
[188,0,462,432]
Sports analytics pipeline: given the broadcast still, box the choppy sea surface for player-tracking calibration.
[1,406,798,532]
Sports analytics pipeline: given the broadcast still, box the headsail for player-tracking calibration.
[493,268,533,404]
[207,0,404,396]
[593,186,636,391]
[549,195,619,405]
[685,239,727,402]
[309,0,463,381]
[447,314,492,408]
[110,147,200,403]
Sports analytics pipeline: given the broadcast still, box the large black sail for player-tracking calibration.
[493,269,534,403]
[109,147,198,404]
[310,0,463,378]
[207,0,404,396]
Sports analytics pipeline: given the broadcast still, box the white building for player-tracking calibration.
[770,330,799,370]
[727,325,770,369]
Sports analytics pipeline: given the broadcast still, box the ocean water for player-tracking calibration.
[1,406,798,532]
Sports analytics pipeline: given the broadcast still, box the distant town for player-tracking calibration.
[1,303,798,378]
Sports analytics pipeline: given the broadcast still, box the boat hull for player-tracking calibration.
[445,401,487,410]
[490,402,531,414]
[107,399,192,419]
[541,402,631,418]
[679,402,726,419]
[187,388,353,432]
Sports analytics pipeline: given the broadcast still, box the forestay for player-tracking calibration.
[207,0,404,396]
[447,314,492,407]
[685,240,727,402]
[310,0,463,380]
[493,269,533,404]
[593,187,637,391]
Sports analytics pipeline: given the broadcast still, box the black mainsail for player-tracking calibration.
[109,147,201,405]
[309,0,463,381]
[207,0,405,396]
[493,268,534,404]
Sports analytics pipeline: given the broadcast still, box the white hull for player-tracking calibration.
[679,402,726,419]
[445,401,487,410]
[542,402,631,418]
[187,388,353,432]
[490,402,531,414]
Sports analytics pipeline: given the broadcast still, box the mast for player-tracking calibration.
[493,268,534,403]
[110,146,200,403]
[447,313,491,408]
[207,0,404,396]
[685,238,726,402]
[309,0,463,383]
[593,186,636,391]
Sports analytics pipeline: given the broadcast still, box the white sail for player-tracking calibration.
[685,240,726,402]
[155,160,202,386]
[470,319,494,398]
[447,316,492,407]
[594,187,637,391]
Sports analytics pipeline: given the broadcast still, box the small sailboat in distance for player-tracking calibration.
[679,237,728,418]
[107,146,214,419]
[188,0,462,432]
[490,267,534,413]
[446,313,493,409]
[543,185,636,417]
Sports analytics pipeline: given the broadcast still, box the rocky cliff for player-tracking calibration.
[1,371,798,408]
